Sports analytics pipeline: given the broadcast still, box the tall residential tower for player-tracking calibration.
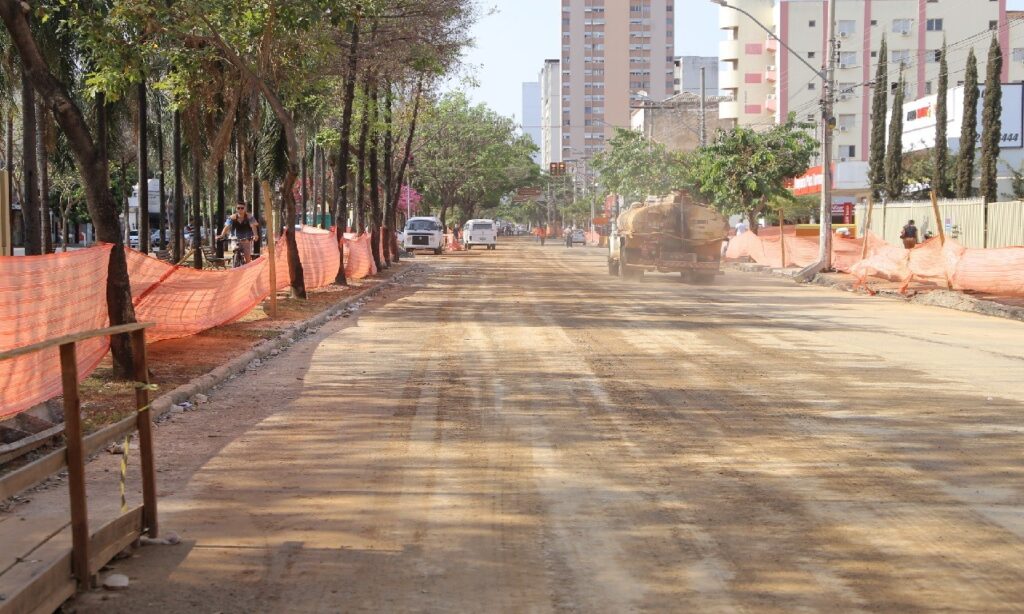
[561,0,676,163]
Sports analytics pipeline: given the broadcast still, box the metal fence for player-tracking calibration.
[855,199,1024,248]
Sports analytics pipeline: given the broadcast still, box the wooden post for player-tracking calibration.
[262,180,278,318]
[779,206,786,268]
[860,195,874,260]
[59,342,91,589]
[930,189,946,245]
[131,329,158,537]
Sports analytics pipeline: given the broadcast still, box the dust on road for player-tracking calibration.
[74,238,1024,613]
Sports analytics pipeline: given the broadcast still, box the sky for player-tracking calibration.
[459,0,1024,126]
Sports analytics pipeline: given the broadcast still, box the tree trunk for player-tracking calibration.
[137,81,149,254]
[0,0,136,375]
[382,84,394,265]
[319,143,328,228]
[356,82,370,234]
[748,211,758,235]
[333,18,359,286]
[156,94,167,250]
[37,96,51,253]
[173,110,184,261]
[190,113,203,269]
[368,79,384,271]
[120,160,130,246]
[21,71,41,255]
[300,140,308,225]
[5,114,12,235]
[251,155,261,255]
[216,159,225,257]
[234,128,244,204]
[391,76,424,260]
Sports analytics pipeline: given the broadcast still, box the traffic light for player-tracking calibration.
[549,162,567,176]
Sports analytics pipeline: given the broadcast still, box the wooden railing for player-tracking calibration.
[0,322,158,612]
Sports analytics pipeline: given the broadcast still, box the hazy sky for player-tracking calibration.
[459,0,1024,126]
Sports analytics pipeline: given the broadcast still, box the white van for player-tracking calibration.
[463,219,497,250]
[404,216,445,254]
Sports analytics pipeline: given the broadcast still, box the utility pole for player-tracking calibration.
[699,67,707,147]
[818,0,836,270]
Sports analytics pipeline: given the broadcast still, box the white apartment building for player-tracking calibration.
[539,59,563,169]
[718,0,1015,164]
[522,81,542,165]
[561,0,675,162]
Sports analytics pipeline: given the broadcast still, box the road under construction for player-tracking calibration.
[7,238,1024,612]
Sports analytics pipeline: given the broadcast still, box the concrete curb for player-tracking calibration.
[727,262,1024,322]
[149,264,421,417]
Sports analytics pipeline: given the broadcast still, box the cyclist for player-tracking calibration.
[218,202,260,264]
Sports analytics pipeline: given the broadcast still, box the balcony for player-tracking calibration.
[766,37,778,53]
[764,66,777,82]
[719,8,740,29]
[719,69,741,90]
[765,95,777,113]
[719,38,740,61]
[719,99,740,120]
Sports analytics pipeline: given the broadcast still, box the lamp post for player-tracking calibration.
[710,0,836,272]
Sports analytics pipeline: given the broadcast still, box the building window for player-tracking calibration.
[807,113,815,122]
[925,81,933,95]
[808,51,816,59]
[808,82,817,91]
[926,18,943,31]
[839,51,857,67]
[871,19,878,26]
[839,145,856,159]
[1013,48,1024,63]
[892,19,912,35]
[838,114,856,131]
[891,50,912,66]
[990,20,998,30]
[871,50,878,58]
[838,20,856,36]
[927,49,942,63]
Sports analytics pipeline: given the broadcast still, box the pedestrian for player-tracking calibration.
[735,218,749,235]
[900,219,919,249]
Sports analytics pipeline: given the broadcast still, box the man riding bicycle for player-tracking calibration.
[218,202,260,264]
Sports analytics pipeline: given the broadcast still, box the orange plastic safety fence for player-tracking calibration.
[343,233,376,279]
[0,246,113,417]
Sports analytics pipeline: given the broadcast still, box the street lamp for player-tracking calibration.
[710,0,836,273]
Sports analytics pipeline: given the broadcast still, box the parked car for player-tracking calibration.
[403,216,445,254]
[128,230,140,249]
[569,229,586,245]
[463,219,497,250]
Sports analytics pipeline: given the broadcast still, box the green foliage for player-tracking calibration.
[413,92,539,223]
[686,116,817,220]
[868,35,888,198]
[1006,162,1024,200]
[590,128,687,202]
[885,73,905,199]
[956,48,979,198]
[980,35,1003,202]
[934,39,949,197]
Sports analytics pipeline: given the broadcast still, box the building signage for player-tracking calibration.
[977,84,1023,149]
[903,83,1024,152]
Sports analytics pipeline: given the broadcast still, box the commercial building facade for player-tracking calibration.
[561,0,675,161]
[717,0,1013,164]
[522,81,542,164]
[674,55,719,95]
[539,59,563,169]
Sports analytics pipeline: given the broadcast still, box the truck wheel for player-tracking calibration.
[679,271,695,283]
[434,247,442,255]
[693,272,717,285]
[608,259,619,276]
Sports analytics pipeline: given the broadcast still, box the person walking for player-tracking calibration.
[900,219,919,249]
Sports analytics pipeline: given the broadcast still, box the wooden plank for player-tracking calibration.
[0,450,66,501]
[82,414,137,458]
[0,322,155,362]
[58,343,89,591]
[131,329,158,537]
[88,506,142,576]
[0,547,74,614]
[0,423,64,465]
[262,180,278,318]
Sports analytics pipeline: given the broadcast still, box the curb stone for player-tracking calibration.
[726,263,1024,323]
[149,264,421,417]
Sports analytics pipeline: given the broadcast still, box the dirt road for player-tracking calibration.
[75,238,1024,613]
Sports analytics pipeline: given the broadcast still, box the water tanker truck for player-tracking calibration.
[607,191,729,284]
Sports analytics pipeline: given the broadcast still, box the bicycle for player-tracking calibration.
[218,237,253,268]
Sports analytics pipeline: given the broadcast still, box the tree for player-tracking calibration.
[979,35,1002,203]
[933,39,949,197]
[885,73,906,200]
[687,116,817,231]
[868,35,888,199]
[591,128,687,203]
[0,0,138,375]
[956,48,979,198]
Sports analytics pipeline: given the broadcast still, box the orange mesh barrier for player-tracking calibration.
[343,233,376,279]
[290,226,341,290]
[0,246,113,417]
[585,230,601,246]
[950,244,1024,295]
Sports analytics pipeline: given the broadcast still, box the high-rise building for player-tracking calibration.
[717,0,1015,163]
[540,59,563,169]
[561,0,675,164]
[674,56,719,95]
[522,82,542,164]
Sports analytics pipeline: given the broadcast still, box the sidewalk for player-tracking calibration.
[727,261,1024,323]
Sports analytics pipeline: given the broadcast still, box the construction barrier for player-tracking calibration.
[726,228,1024,297]
[0,227,379,417]
[585,230,601,247]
